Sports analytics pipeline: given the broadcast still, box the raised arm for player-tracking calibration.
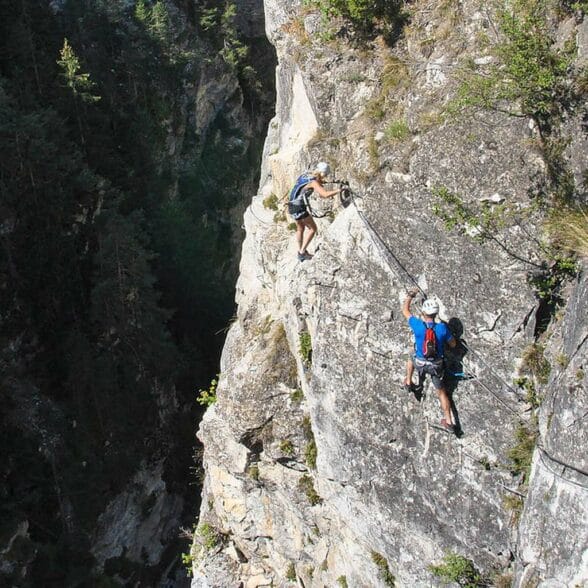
[402,289,418,319]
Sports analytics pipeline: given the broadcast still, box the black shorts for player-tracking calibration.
[288,202,309,221]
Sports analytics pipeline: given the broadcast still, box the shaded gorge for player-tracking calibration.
[0,0,276,585]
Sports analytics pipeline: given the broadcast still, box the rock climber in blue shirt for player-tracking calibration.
[402,289,457,432]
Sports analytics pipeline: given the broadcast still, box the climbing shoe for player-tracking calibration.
[297,251,313,262]
[403,381,413,393]
[440,419,455,433]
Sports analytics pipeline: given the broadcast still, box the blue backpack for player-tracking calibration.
[288,173,314,219]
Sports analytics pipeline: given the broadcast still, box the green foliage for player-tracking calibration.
[135,0,149,23]
[149,1,171,43]
[197,3,253,73]
[337,576,349,587]
[199,7,218,30]
[521,343,551,385]
[305,439,318,469]
[557,0,588,14]
[502,493,524,522]
[365,96,386,120]
[197,523,221,551]
[507,421,538,483]
[298,474,322,505]
[304,0,407,38]
[299,331,313,365]
[57,38,101,103]
[220,4,249,69]
[528,255,578,301]
[513,376,541,408]
[291,388,304,402]
[286,562,297,582]
[301,414,318,468]
[428,552,484,587]
[371,551,396,587]
[279,439,295,455]
[134,0,171,44]
[431,185,483,234]
[197,377,218,407]
[384,119,410,141]
[449,0,574,127]
[181,552,193,577]
[263,193,279,210]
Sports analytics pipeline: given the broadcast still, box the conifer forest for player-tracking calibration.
[0,0,275,584]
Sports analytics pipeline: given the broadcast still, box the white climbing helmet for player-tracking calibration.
[315,161,331,176]
[422,299,439,316]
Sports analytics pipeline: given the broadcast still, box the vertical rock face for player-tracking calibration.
[193,1,587,586]
[516,272,588,587]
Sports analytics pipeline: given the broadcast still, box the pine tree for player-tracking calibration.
[56,38,100,144]
[135,0,149,24]
[149,1,170,45]
[57,38,100,103]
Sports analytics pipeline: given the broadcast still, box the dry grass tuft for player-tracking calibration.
[545,206,588,259]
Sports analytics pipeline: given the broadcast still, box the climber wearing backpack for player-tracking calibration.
[288,162,342,262]
[402,289,457,433]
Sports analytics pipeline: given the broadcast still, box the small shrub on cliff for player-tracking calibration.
[196,376,218,406]
[527,255,577,301]
[181,551,193,577]
[305,439,318,469]
[520,343,551,385]
[371,551,396,587]
[285,562,297,581]
[337,576,349,587]
[298,474,322,505]
[301,415,318,468]
[299,331,312,366]
[262,193,279,211]
[502,492,524,522]
[291,388,304,402]
[279,439,295,455]
[384,119,410,142]
[513,376,541,408]
[196,522,221,550]
[428,552,484,587]
[507,420,538,483]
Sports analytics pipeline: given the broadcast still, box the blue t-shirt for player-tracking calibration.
[408,316,454,359]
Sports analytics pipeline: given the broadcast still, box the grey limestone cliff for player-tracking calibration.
[191,1,588,586]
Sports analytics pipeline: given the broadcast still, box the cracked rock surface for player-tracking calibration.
[191,1,588,586]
